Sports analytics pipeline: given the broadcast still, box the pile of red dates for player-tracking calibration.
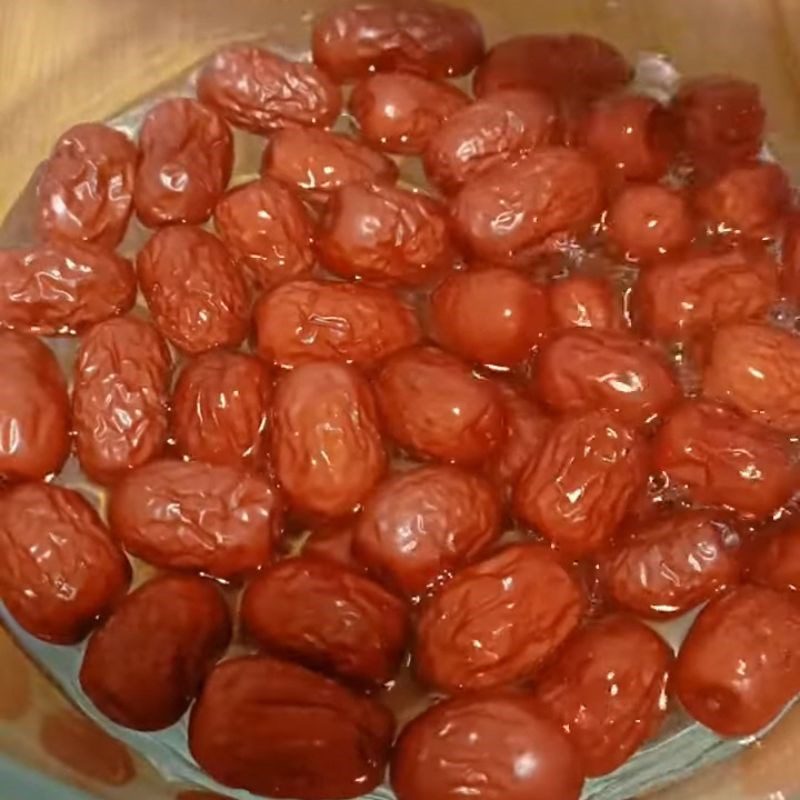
[2,1,800,798]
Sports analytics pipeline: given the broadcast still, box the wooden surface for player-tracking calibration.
[2,1,800,799]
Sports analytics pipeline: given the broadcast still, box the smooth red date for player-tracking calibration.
[415,544,584,692]
[241,557,409,684]
[0,483,130,644]
[136,226,249,354]
[171,351,271,469]
[73,317,172,485]
[189,655,394,800]
[79,574,231,731]
[534,615,672,776]
[109,459,282,580]
[36,122,137,248]
[548,274,624,330]
[375,346,505,465]
[271,361,386,518]
[354,464,502,597]
[254,279,420,369]
[749,526,800,593]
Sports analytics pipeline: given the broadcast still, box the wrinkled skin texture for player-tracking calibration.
[514,411,648,557]
[548,274,624,330]
[136,226,249,354]
[473,33,631,101]
[606,184,694,262]
[271,361,386,518]
[0,483,130,644]
[535,328,679,426]
[451,147,603,264]
[694,161,791,240]
[36,122,137,248]
[533,616,672,776]
[80,575,231,731]
[197,45,341,133]
[189,655,394,800]
[781,211,800,303]
[674,585,800,736]
[653,400,796,519]
[171,351,271,469]
[375,346,505,465]
[431,268,551,366]
[749,526,800,593]
[354,464,502,597]
[350,73,469,155]
[241,557,409,684]
[214,177,314,289]
[312,0,484,81]
[0,243,136,335]
[391,692,585,800]
[702,322,800,433]
[317,183,454,286]
[423,89,558,193]
[0,332,69,481]
[600,510,741,618]
[73,317,172,485]
[261,128,398,203]
[109,459,282,580]
[634,247,779,341]
[415,544,584,692]
[135,98,233,227]
[254,279,421,369]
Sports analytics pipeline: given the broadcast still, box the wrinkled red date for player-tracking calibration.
[241,557,409,684]
[548,274,624,330]
[109,459,282,580]
[534,615,672,776]
[36,122,137,248]
[415,544,584,692]
[189,655,394,800]
[0,483,130,644]
[73,317,172,485]
[375,346,505,465]
[353,464,502,597]
[171,350,271,469]
[514,411,648,557]
[80,574,231,731]
[254,279,421,369]
[136,226,249,354]
[749,526,800,593]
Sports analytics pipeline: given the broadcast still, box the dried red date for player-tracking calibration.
[0,332,69,481]
[0,243,135,335]
[353,464,502,597]
[36,123,137,248]
[136,226,249,354]
[171,351,271,469]
[430,268,550,366]
[214,177,314,289]
[317,183,453,286]
[654,400,796,519]
[134,98,233,227]
[197,44,341,133]
[109,459,282,580]
[674,585,800,736]
[80,575,230,731]
[391,692,585,800]
[254,279,420,369]
[375,346,505,465]
[312,0,484,81]
[534,615,672,776]
[782,211,800,303]
[749,526,800,593]
[241,557,409,684]
[423,89,558,193]
[0,483,130,644]
[73,317,172,485]
[271,361,386,518]
[189,655,394,800]
[415,544,584,692]
[451,147,603,264]
[302,524,359,569]
[548,274,624,330]
[514,411,648,557]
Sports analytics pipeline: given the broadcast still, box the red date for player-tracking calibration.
[782,211,800,303]
[548,274,624,330]
[749,526,800,593]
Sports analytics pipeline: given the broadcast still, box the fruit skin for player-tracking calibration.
[548,274,623,331]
